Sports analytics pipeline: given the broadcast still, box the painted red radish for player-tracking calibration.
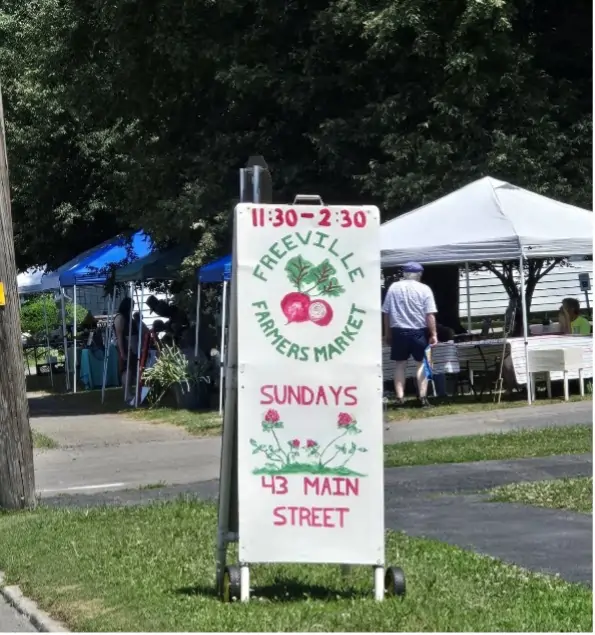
[308,299,333,326]
[280,292,311,323]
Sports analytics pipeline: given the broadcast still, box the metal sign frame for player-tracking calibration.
[215,169,405,603]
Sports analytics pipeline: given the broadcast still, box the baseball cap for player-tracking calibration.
[403,262,424,273]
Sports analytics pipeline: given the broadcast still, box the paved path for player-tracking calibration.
[0,595,36,633]
[31,413,192,448]
[42,454,593,586]
[383,400,593,443]
[34,401,592,495]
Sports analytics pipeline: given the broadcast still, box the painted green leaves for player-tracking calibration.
[285,256,312,291]
[284,256,345,297]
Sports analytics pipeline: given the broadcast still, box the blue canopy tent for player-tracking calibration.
[57,231,154,394]
[197,255,232,414]
[16,236,119,296]
[198,255,232,284]
[15,241,138,390]
[59,231,153,287]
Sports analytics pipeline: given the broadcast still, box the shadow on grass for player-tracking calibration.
[175,578,362,602]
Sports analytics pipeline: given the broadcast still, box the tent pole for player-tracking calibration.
[102,287,117,404]
[124,282,133,403]
[60,288,70,392]
[464,262,472,332]
[219,280,228,416]
[73,284,78,393]
[194,282,201,358]
[42,297,53,388]
[103,288,116,400]
[519,254,532,405]
[134,284,144,407]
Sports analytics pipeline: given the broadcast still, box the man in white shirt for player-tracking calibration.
[382,262,438,408]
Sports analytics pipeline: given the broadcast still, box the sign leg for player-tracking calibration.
[215,530,228,595]
[374,566,384,601]
[240,565,250,602]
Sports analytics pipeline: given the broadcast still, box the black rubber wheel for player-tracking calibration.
[221,565,242,602]
[385,566,406,597]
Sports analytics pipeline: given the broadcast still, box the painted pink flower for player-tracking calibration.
[306,439,318,448]
[290,439,301,448]
[337,412,354,427]
[264,409,280,423]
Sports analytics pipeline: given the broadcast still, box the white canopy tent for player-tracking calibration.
[17,267,60,296]
[380,176,593,404]
[380,177,592,266]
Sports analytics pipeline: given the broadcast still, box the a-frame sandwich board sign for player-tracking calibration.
[215,192,405,602]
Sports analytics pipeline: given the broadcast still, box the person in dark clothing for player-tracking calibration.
[146,295,189,344]
[113,297,138,390]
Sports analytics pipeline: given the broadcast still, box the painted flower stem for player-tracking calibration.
[271,429,289,464]
[264,451,284,464]
[323,451,342,467]
[318,430,348,465]
[339,454,355,468]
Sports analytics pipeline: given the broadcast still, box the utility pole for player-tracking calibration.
[0,83,36,509]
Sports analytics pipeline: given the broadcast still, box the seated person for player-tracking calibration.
[559,298,591,335]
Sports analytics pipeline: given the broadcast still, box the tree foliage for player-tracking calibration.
[0,0,591,291]
[20,294,86,338]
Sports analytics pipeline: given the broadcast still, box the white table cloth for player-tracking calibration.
[383,335,592,386]
[456,335,592,385]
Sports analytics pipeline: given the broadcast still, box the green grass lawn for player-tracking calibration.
[32,430,58,449]
[0,501,590,632]
[384,424,592,468]
[489,477,593,513]
[126,407,222,435]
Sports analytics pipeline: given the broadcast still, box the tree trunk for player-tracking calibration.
[0,85,36,510]
[422,265,467,334]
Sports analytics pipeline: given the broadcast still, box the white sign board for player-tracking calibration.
[236,204,384,565]
[578,272,591,292]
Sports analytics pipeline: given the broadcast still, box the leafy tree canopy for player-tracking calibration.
[0,0,591,289]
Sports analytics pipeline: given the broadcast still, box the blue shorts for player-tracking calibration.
[391,327,428,362]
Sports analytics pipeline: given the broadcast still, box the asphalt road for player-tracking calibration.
[34,401,593,496]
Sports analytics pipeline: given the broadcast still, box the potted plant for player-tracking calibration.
[142,345,211,409]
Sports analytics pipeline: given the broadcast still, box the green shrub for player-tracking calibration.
[20,294,87,337]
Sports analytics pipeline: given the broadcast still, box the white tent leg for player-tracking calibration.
[134,285,144,407]
[464,262,472,332]
[124,282,134,402]
[194,283,201,357]
[60,289,70,392]
[42,298,53,388]
[219,280,228,416]
[73,284,78,393]
[519,255,532,405]
[102,288,117,404]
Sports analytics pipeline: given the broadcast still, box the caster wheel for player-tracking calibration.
[385,566,406,597]
[221,565,241,602]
